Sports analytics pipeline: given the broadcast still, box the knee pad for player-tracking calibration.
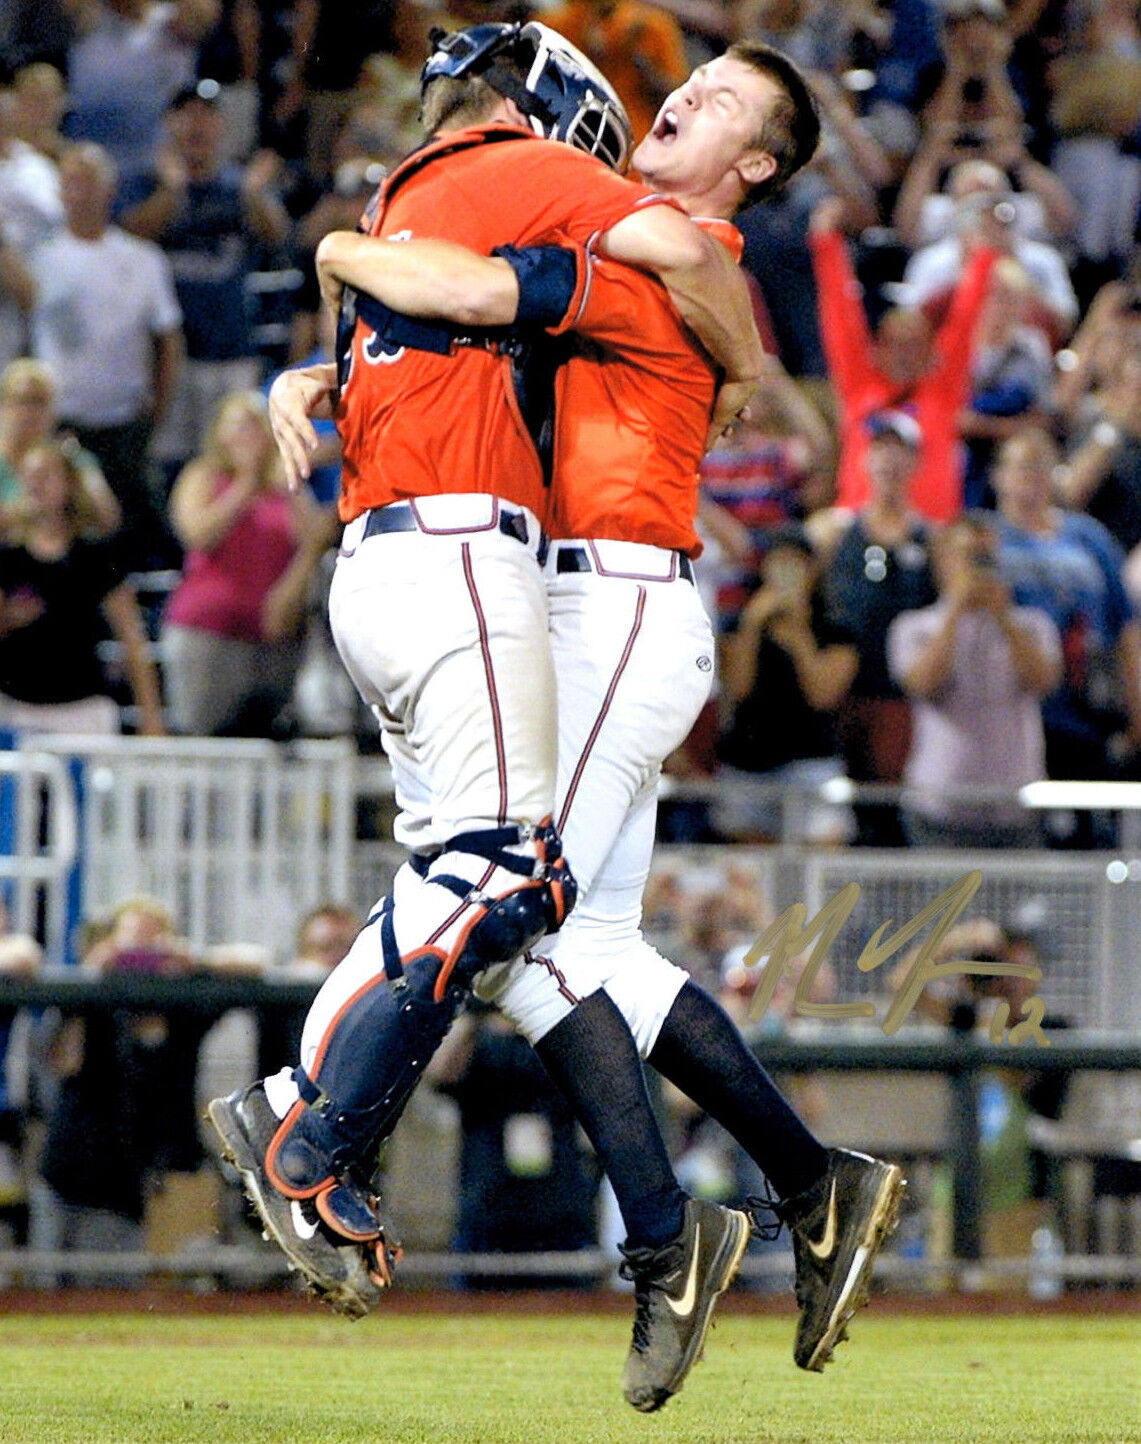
[410,817,576,1001]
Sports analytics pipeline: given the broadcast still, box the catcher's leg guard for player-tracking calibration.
[267,819,576,1241]
[266,945,462,1231]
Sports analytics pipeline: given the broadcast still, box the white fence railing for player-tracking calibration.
[1,738,1141,1024]
[20,737,356,963]
[0,748,79,962]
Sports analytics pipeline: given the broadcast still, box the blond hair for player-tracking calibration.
[9,438,107,541]
[0,358,54,405]
[201,390,282,488]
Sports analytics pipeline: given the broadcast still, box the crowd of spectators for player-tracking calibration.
[3,1,1141,1295]
[0,0,1140,844]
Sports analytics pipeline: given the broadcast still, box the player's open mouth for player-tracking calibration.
[653,109,680,143]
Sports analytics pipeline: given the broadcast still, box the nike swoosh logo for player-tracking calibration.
[666,1223,701,1317]
[807,1180,838,1260]
[291,1201,319,1240]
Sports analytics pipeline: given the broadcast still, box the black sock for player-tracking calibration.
[535,989,686,1249]
[649,981,829,1201]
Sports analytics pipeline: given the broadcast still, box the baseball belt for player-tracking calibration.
[360,503,532,546]
[554,546,695,584]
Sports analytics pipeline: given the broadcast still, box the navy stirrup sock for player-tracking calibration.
[535,989,686,1249]
[649,981,828,1201]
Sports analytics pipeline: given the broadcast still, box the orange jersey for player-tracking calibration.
[546,217,745,554]
[336,125,675,525]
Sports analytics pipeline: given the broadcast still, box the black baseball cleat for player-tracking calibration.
[765,1148,905,1373]
[206,1083,399,1320]
[619,1198,751,1413]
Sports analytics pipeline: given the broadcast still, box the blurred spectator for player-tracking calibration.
[194,0,262,164]
[1051,279,1141,432]
[886,916,1070,1259]
[27,895,218,1287]
[272,0,395,180]
[160,390,336,737]
[902,161,1078,348]
[802,67,893,214]
[815,409,938,844]
[0,0,73,75]
[0,438,164,735]
[254,902,360,1080]
[429,1005,602,1288]
[715,522,857,843]
[542,0,688,142]
[120,80,289,475]
[809,194,995,521]
[1056,332,1141,555]
[0,896,41,1267]
[733,0,842,74]
[289,156,386,367]
[894,129,1077,252]
[888,510,1061,845]
[960,256,1053,507]
[0,83,62,370]
[925,0,1027,139]
[701,360,834,534]
[1049,54,1141,306]
[10,62,68,161]
[842,0,943,119]
[63,0,220,199]
[27,142,183,567]
[993,426,1141,796]
[0,359,120,539]
[736,165,831,379]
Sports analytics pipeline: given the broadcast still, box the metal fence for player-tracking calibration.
[2,736,1140,1027]
[19,737,356,964]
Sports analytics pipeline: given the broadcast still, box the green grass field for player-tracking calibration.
[0,1309,1136,1444]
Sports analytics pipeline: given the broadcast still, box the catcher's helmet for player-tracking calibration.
[421,21,632,173]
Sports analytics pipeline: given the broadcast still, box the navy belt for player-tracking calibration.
[361,503,531,546]
[554,546,694,584]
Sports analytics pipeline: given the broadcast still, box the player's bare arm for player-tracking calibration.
[268,363,337,490]
[315,232,521,327]
[314,218,763,448]
[597,205,765,390]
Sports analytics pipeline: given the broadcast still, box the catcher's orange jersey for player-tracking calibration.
[546,217,745,555]
[336,125,675,524]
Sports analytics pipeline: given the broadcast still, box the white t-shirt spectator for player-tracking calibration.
[904,236,1079,338]
[0,139,62,368]
[914,190,1048,246]
[887,601,1061,824]
[29,226,181,427]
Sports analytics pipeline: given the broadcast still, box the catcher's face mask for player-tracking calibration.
[421,21,633,174]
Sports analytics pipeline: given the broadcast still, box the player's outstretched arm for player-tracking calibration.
[315,233,522,326]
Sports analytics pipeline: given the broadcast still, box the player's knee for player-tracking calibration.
[604,951,690,1059]
[426,817,577,996]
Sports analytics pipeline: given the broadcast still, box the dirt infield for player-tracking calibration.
[1,1284,1136,1317]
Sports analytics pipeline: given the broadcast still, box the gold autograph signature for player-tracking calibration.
[742,870,1050,1046]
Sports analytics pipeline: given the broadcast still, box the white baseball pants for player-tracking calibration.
[268,495,557,1099]
[330,495,556,850]
[477,538,716,1056]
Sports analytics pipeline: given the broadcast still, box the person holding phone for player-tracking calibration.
[888,511,1061,846]
[714,523,858,843]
